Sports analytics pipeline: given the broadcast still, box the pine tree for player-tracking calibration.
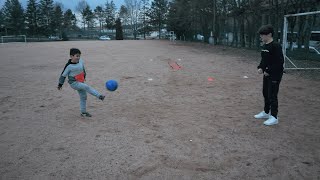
[115,18,124,40]
[167,0,194,40]
[84,5,94,30]
[0,9,5,35]
[94,6,105,33]
[105,0,116,30]
[51,4,63,37]
[25,0,40,36]
[2,0,25,35]
[63,9,76,31]
[39,0,54,36]
[147,0,168,39]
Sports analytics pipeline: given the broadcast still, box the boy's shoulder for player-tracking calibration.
[64,59,72,66]
[65,59,71,64]
[272,41,282,48]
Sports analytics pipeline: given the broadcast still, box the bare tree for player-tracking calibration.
[141,0,149,39]
[105,0,117,31]
[119,5,129,33]
[125,0,141,39]
[76,0,88,30]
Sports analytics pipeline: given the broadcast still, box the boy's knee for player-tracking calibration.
[83,94,87,100]
[80,96,87,101]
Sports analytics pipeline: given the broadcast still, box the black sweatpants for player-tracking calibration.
[263,75,282,118]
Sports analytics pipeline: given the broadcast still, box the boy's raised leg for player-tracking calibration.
[71,82,103,99]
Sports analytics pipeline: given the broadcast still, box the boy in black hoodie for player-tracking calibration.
[254,24,284,126]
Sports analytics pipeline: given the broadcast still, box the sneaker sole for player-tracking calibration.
[254,116,270,119]
[263,121,278,126]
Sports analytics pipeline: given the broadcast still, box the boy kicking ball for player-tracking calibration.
[57,48,105,117]
[254,25,284,126]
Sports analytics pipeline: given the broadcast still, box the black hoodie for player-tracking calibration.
[258,41,284,81]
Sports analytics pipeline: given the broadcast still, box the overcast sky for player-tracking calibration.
[0,0,125,11]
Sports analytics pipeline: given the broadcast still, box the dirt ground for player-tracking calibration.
[0,40,319,180]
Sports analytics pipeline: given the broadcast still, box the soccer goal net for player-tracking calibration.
[1,35,27,44]
[282,11,320,70]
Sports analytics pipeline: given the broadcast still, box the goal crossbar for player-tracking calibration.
[284,11,320,18]
[282,11,320,70]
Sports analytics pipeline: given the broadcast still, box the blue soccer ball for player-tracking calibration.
[106,80,118,91]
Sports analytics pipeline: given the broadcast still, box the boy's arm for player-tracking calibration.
[58,76,66,88]
[80,59,86,79]
[257,46,267,72]
[83,66,86,79]
[257,57,267,72]
[257,59,265,70]
[270,43,284,80]
[58,64,70,89]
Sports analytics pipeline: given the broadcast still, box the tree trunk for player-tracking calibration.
[278,0,285,44]
[159,23,161,40]
[240,16,245,47]
[213,0,217,45]
[255,15,262,49]
[232,17,237,47]
[288,16,296,50]
[303,14,315,60]
[246,17,252,48]
[158,14,161,39]
[297,15,306,49]
[273,0,279,42]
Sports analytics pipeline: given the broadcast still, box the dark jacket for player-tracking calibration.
[258,41,284,81]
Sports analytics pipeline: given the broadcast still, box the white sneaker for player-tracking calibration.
[254,111,270,119]
[263,116,278,126]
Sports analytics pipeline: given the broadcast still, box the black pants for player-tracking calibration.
[263,75,282,118]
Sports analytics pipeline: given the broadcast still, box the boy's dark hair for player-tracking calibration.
[70,48,81,56]
[258,24,274,36]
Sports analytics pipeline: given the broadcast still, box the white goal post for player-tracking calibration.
[282,11,320,70]
[1,35,27,44]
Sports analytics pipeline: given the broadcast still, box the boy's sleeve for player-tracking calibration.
[257,57,267,72]
[257,45,267,71]
[58,64,70,87]
[80,59,86,79]
[270,43,284,80]
[257,59,265,70]
[83,65,86,79]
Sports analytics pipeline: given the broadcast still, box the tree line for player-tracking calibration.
[0,0,167,39]
[0,0,77,37]
[0,0,319,48]
[167,0,319,48]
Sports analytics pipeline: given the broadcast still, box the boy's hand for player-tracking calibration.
[264,72,269,76]
[258,68,263,74]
